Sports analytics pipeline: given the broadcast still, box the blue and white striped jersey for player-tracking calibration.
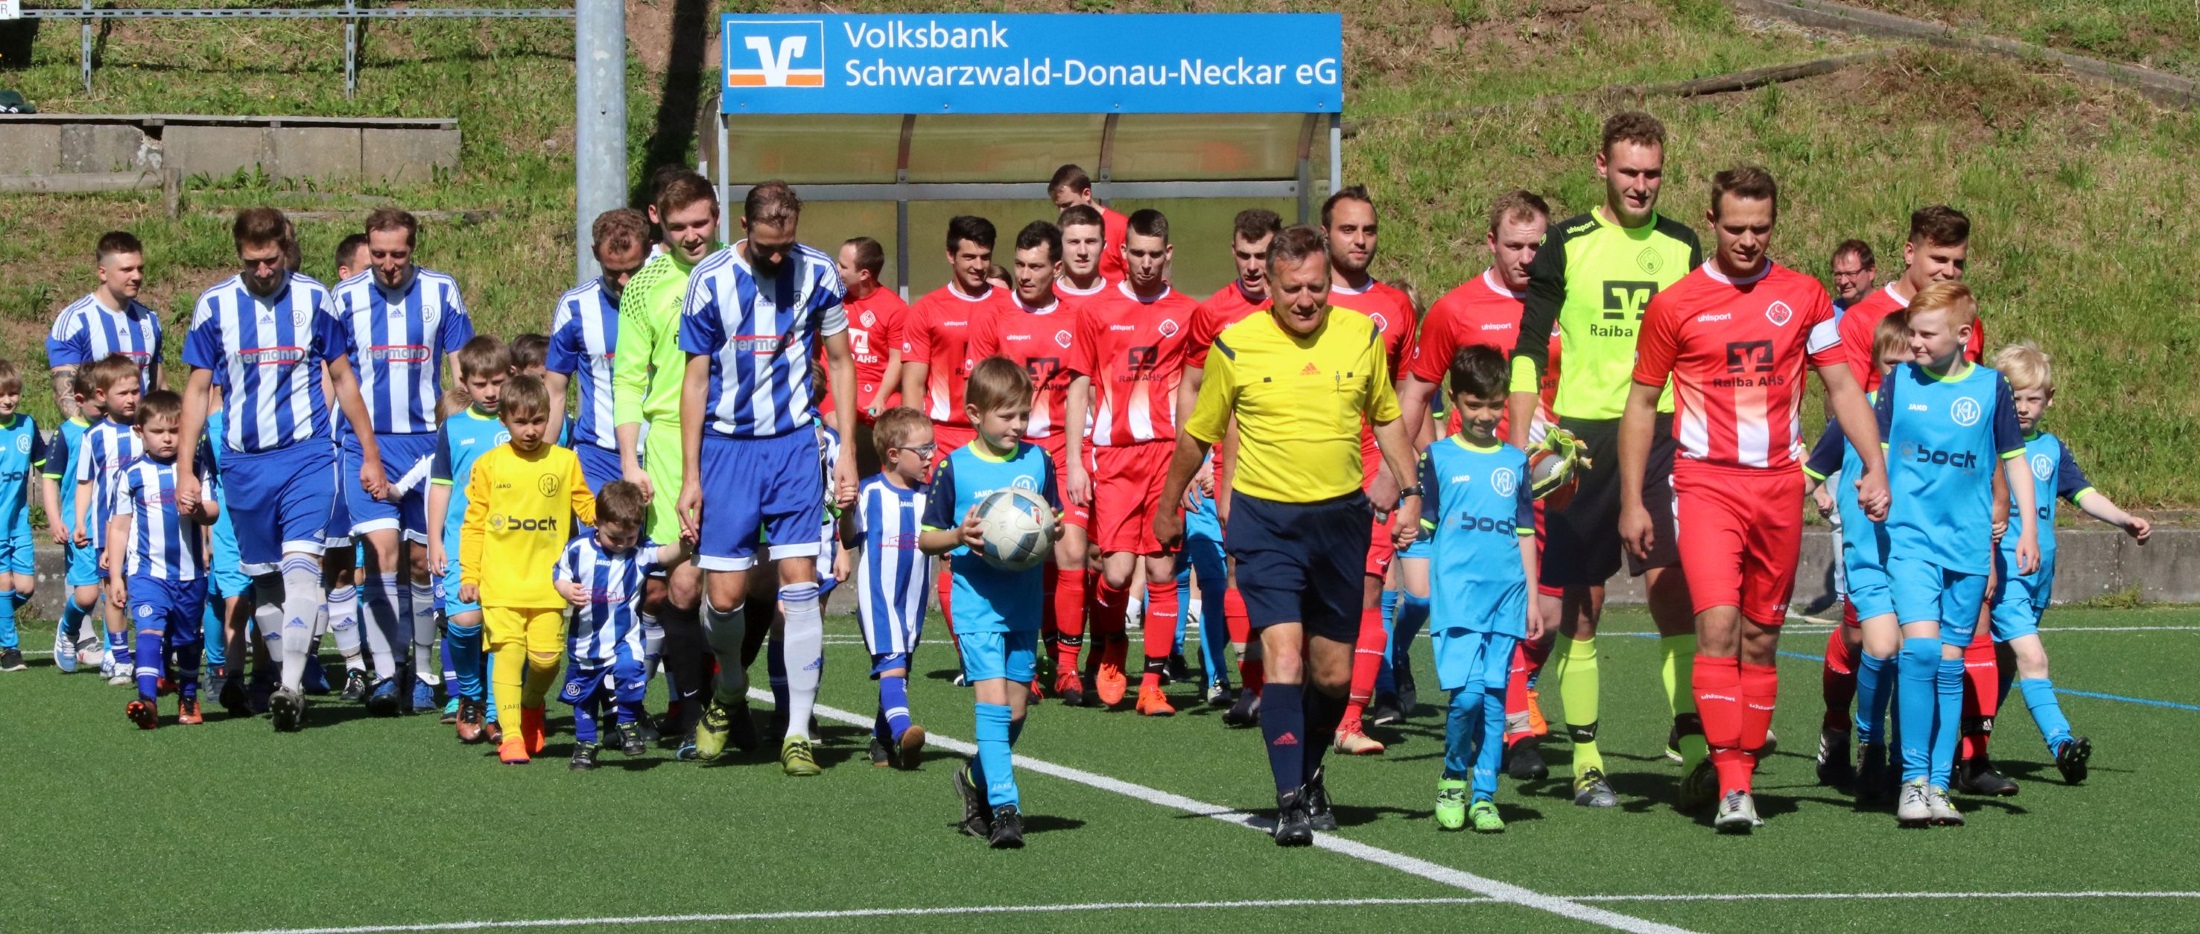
[546,277,620,451]
[676,242,847,438]
[183,272,343,454]
[113,451,215,580]
[557,534,667,666]
[853,474,929,655]
[47,293,164,388]
[73,418,142,550]
[327,269,475,436]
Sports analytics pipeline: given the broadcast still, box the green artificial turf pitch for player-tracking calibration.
[6,606,2198,933]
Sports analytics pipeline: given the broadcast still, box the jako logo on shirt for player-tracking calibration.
[1491,467,1517,497]
[726,20,826,87]
[2031,453,2054,482]
[1950,397,1983,427]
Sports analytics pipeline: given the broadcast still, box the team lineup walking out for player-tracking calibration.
[25,108,2151,845]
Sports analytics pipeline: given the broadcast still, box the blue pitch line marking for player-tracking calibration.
[2057,690,2200,712]
[1604,634,2200,713]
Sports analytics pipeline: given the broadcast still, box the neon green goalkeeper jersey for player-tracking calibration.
[612,246,718,429]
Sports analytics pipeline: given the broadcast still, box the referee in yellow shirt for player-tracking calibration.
[1157,225,1422,847]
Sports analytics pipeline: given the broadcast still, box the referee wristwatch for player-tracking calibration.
[1396,485,1425,509]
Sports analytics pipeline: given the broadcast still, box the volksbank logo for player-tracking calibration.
[728,20,826,88]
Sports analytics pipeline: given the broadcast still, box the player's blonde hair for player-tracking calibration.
[1994,341,2053,392]
[1873,310,1912,365]
[1905,281,1974,331]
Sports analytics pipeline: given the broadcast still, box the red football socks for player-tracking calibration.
[1052,565,1086,676]
[1342,607,1385,722]
[1695,654,1748,794]
[1140,578,1180,691]
[1822,620,1857,733]
[1225,587,1260,694]
[1960,626,1999,759]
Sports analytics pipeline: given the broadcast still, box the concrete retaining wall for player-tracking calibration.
[20,529,2194,620]
[0,114,459,184]
[1533,528,2193,608]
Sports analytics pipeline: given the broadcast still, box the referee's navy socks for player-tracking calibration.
[1261,682,1306,796]
[1303,685,1346,777]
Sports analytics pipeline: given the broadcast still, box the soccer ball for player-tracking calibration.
[975,487,1055,572]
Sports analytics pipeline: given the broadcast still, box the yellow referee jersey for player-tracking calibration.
[1185,307,1400,503]
[460,442,597,609]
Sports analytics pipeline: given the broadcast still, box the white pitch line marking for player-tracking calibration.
[776,692,1692,934]
[204,890,2200,933]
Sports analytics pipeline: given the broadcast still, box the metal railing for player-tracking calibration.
[12,2,575,97]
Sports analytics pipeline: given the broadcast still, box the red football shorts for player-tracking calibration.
[929,423,977,469]
[1672,463,1804,626]
[1036,433,1091,530]
[1091,441,1176,555]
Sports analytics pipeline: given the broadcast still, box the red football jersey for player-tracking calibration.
[818,288,907,423]
[1099,206,1130,282]
[1411,269,1561,438]
[903,282,1008,429]
[1838,282,1986,392]
[968,293,1081,441]
[1186,281,1271,370]
[1633,261,1842,471]
[1330,278,1417,482]
[1068,281,1199,447]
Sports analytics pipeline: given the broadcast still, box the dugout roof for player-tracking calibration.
[711,13,1344,298]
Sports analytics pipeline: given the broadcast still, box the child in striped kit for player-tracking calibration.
[72,354,144,685]
[852,407,935,770]
[554,480,686,771]
[108,391,220,727]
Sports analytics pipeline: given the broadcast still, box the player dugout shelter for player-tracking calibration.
[712,13,1343,298]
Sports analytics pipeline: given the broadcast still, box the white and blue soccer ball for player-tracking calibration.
[975,487,1054,572]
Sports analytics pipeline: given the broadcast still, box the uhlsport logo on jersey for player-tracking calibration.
[727,20,826,87]
[2032,452,2054,482]
[1950,396,1983,428]
[1491,467,1517,497]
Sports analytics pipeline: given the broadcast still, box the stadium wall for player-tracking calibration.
[0,114,459,182]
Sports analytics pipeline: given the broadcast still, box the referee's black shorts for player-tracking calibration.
[1541,413,1680,587]
[1224,489,1370,643]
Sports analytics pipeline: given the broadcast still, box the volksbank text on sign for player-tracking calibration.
[721,13,1344,115]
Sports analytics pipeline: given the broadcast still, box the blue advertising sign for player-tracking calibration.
[719,13,1343,115]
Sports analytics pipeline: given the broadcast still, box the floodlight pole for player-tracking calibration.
[574,0,626,283]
